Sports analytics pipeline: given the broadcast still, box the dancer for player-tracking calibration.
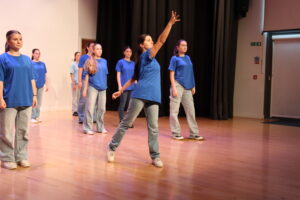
[77,42,94,124]
[0,30,37,170]
[169,40,204,140]
[115,46,135,122]
[82,44,108,134]
[70,51,81,116]
[107,11,180,168]
[31,48,48,123]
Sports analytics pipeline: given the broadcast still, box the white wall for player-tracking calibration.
[78,0,98,48]
[234,0,265,118]
[0,0,98,111]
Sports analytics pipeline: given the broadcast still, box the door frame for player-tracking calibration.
[264,30,300,118]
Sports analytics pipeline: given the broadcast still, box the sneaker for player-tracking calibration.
[152,158,163,168]
[72,112,78,116]
[173,135,184,140]
[1,162,17,170]
[84,130,94,135]
[101,129,108,134]
[36,118,42,123]
[31,119,39,123]
[18,160,31,168]
[189,135,205,141]
[78,121,83,124]
[107,146,115,162]
[129,124,134,128]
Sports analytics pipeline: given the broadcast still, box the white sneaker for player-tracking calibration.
[31,119,39,123]
[152,158,163,168]
[101,129,108,134]
[1,162,17,170]
[173,135,184,140]
[84,130,94,135]
[107,146,115,162]
[36,118,42,123]
[18,160,31,168]
[189,135,205,141]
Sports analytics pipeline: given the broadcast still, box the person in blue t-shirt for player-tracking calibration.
[115,46,135,122]
[107,11,180,168]
[168,40,204,141]
[31,49,49,123]
[82,43,108,135]
[0,30,37,170]
[77,42,95,124]
[70,52,81,116]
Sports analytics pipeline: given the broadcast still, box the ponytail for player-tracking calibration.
[132,34,149,81]
[173,39,186,56]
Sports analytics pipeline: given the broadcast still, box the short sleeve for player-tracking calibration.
[70,63,75,74]
[168,56,177,71]
[115,60,122,72]
[78,55,87,68]
[44,63,47,73]
[140,49,153,66]
[0,58,4,81]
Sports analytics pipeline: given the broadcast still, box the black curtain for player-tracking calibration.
[96,0,239,119]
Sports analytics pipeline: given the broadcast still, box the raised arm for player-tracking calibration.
[150,11,180,58]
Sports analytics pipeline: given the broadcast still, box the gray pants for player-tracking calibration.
[0,106,32,162]
[32,87,44,119]
[118,90,132,121]
[169,82,199,137]
[83,86,106,132]
[71,84,80,113]
[109,98,160,159]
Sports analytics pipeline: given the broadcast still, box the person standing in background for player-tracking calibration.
[115,46,135,123]
[82,44,108,135]
[70,52,81,116]
[168,40,204,141]
[77,42,95,124]
[0,30,37,170]
[31,48,48,123]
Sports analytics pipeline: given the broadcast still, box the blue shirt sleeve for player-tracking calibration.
[44,63,47,74]
[168,56,177,71]
[0,58,4,81]
[78,56,86,68]
[115,60,122,72]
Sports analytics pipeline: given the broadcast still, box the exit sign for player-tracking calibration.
[250,42,262,46]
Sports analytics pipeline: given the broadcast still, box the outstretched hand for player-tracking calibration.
[169,11,181,25]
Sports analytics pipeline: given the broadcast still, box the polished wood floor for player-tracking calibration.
[0,111,300,200]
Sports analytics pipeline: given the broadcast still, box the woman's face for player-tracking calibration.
[94,44,102,58]
[141,35,154,50]
[33,50,40,60]
[177,41,188,54]
[87,43,95,54]
[75,52,81,62]
[7,33,23,51]
[123,48,132,59]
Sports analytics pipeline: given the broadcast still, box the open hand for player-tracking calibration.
[169,11,181,25]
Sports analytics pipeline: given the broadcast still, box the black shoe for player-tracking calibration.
[93,121,96,123]
[73,112,78,116]
[78,121,83,124]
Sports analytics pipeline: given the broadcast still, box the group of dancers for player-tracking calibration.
[0,11,203,170]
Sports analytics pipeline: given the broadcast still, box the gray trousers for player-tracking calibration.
[71,84,80,113]
[83,86,106,132]
[109,98,160,159]
[32,87,44,119]
[169,81,199,137]
[0,106,32,162]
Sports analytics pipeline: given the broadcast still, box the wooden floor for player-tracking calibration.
[0,111,300,200]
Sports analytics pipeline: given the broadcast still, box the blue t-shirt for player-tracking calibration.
[78,54,90,80]
[32,61,47,88]
[115,58,135,91]
[131,49,161,103]
[87,58,108,91]
[0,53,34,107]
[70,61,79,84]
[168,55,195,89]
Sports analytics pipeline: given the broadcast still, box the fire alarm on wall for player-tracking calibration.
[254,56,260,64]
